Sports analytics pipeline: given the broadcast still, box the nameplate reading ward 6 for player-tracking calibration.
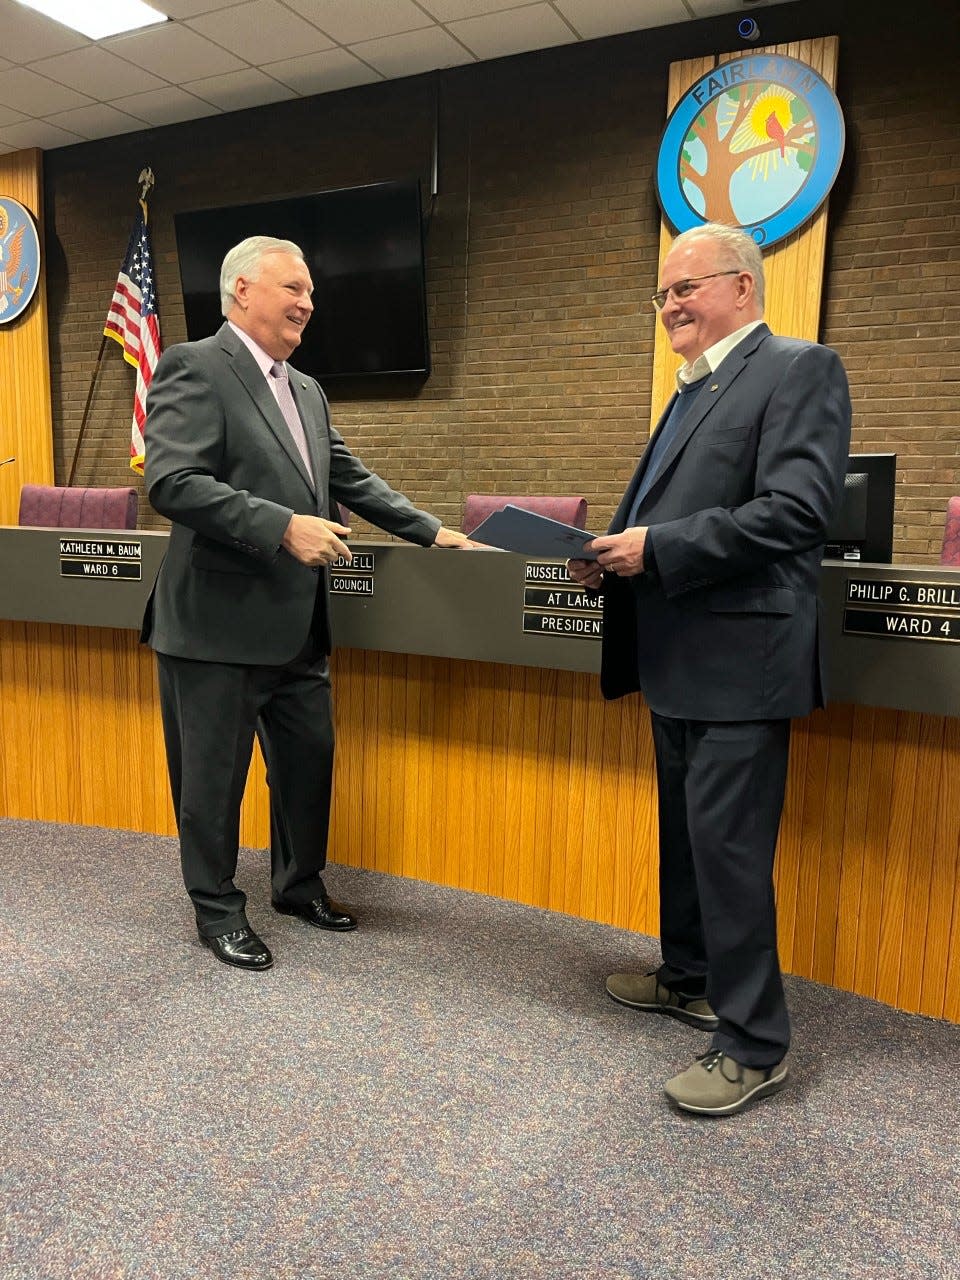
[522,560,603,639]
[59,538,143,580]
[843,577,960,644]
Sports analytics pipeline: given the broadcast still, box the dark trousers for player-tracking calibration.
[650,712,791,1067]
[156,637,334,936]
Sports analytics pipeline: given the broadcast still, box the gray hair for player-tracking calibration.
[220,235,305,316]
[670,222,765,311]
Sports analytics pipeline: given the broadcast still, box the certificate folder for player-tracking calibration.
[469,504,600,560]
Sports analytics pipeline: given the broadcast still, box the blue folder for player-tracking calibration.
[468,504,600,560]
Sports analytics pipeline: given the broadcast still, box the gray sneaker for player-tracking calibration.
[664,1049,789,1116]
[605,971,719,1030]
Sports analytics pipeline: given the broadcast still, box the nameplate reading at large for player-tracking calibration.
[655,53,845,248]
[0,197,41,324]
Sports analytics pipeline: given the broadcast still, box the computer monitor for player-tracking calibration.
[823,453,896,563]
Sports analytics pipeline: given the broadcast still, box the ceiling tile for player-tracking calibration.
[688,0,795,15]
[187,0,336,64]
[449,3,576,60]
[112,86,223,126]
[265,47,383,95]
[151,0,234,13]
[42,103,151,140]
[103,24,247,82]
[0,0,88,64]
[285,0,434,44]
[555,0,688,41]
[418,0,531,18]
[0,118,84,149]
[0,67,93,115]
[351,26,475,78]
[0,104,28,127]
[28,47,168,99]
[185,67,297,111]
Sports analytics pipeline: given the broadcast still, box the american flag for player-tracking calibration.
[104,202,161,475]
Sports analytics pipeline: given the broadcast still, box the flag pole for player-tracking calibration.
[68,168,157,487]
[66,333,108,486]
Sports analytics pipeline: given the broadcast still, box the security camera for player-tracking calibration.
[738,17,760,41]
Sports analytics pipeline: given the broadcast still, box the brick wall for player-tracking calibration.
[43,0,960,560]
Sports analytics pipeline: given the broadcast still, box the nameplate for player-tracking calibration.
[522,559,603,641]
[843,607,960,644]
[523,612,603,638]
[846,578,960,609]
[59,537,142,581]
[330,549,375,597]
[524,586,604,612]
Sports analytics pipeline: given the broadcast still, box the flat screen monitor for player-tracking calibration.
[174,179,430,381]
[824,453,896,563]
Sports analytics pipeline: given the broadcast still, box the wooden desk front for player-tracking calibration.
[1,528,957,1021]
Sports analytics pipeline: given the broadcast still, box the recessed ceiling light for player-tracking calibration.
[14,0,168,41]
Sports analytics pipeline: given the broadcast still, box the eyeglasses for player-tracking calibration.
[651,270,741,311]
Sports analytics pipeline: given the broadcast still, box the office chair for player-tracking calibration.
[18,485,139,530]
[462,494,588,536]
[940,497,960,567]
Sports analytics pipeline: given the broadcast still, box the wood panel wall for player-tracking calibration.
[2,619,957,1023]
[0,150,54,524]
[650,37,838,429]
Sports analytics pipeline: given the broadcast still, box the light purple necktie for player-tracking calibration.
[269,361,314,485]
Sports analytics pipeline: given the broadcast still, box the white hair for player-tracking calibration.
[670,222,765,311]
[220,235,305,316]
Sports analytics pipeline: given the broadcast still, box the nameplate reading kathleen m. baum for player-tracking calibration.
[59,538,142,580]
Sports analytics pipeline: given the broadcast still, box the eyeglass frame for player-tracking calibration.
[650,269,742,311]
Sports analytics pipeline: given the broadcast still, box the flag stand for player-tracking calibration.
[68,167,158,486]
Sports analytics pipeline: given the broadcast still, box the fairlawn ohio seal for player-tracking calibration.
[0,197,41,324]
[656,54,845,247]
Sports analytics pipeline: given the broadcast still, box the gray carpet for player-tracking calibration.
[1,818,957,1280]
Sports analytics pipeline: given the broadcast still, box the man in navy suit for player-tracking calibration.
[144,236,471,971]
[568,223,851,1115]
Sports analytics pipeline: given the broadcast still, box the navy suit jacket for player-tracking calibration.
[600,323,852,720]
[142,323,439,665]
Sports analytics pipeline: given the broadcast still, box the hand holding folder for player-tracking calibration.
[467,504,600,560]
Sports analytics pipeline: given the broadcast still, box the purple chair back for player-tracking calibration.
[940,497,960,567]
[18,485,138,530]
[462,494,588,536]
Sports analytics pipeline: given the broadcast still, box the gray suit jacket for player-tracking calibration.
[142,323,440,664]
[600,324,852,720]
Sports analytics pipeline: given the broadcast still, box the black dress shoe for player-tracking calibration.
[199,926,273,970]
[272,884,357,932]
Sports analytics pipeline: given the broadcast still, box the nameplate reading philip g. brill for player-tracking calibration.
[59,538,142,580]
[846,579,960,608]
[843,577,960,645]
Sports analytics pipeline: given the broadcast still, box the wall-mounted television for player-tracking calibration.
[174,179,430,381]
[824,453,896,564]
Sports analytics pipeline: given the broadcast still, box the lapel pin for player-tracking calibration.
[300,381,308,389]
[710,383,719,392]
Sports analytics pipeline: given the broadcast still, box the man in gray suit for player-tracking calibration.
[143,235,471,971]
[569,223,851,1115]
